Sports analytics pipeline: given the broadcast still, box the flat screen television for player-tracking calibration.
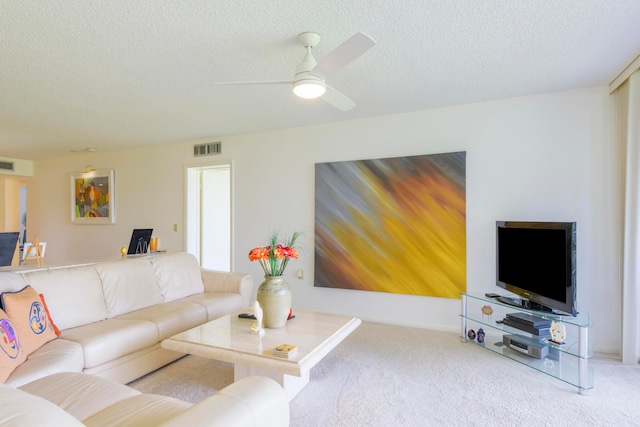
[127,228,153,255]
[495,221,577,316]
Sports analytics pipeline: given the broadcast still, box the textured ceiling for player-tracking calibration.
[2,1,640,161]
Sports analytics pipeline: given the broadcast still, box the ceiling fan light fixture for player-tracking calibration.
[293,79,326,99]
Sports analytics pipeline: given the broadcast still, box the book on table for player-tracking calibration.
[272,344,298,358]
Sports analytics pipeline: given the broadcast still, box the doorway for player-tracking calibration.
[186,163,232,271]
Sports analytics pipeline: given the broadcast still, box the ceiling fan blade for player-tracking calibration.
[321,85,356,111]
[311,32,376,79]
[214,80,292,86]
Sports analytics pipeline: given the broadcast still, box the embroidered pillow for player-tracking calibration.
[1,286,57,355]
[0,308,26,382]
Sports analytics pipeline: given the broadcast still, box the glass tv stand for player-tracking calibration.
[460,293,593,395]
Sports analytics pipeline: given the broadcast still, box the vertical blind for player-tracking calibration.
[613,64,640,364]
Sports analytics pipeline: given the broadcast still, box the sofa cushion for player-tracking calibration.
[20,266,108,330]
[151,252,205,301]
[83,394,191,427]
[19,372,141,422]
[61,318,158,369]
[94,258,164,317]
[156,376,290,427]
[5,338,84,387]
[117,301,207,340]
[1,286,57,355]
[0,309,27,383]
[180,292,244,321]
[0,383,85,426]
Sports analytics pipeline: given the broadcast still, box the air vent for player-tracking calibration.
[194,142,222,157]
[0,161,15,171]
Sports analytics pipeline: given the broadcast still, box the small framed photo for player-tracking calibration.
[71,169,115,224]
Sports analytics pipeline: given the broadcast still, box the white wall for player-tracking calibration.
[29,86,621,353]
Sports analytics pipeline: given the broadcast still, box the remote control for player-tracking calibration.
[238,313,256,320]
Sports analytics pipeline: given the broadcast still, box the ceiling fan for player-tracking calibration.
[216,32,376,111]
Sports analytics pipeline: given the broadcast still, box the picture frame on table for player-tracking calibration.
[71,169,115,224]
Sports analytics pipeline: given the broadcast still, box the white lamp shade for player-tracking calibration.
[293,79,326,99]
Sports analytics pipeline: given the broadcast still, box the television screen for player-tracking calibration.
[127,228,153,255]
[496,221,577,316]
[0,232,19,267]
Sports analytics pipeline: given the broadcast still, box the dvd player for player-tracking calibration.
[503,334,549,359]
[502,318,551,337]
[505,312,551,328]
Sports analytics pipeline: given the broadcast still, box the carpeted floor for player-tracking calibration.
[128,322,640,426]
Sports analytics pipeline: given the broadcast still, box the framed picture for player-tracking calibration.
[71,169,115,224]
[314,151,466,298]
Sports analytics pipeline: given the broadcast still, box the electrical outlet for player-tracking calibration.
[296,270,304,280]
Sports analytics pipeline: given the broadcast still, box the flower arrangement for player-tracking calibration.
[249,231,301,277]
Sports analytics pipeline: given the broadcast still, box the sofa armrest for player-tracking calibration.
[157,376,289,427]
[200,269,253,308]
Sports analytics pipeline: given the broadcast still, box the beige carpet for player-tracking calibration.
[128,322,640,426]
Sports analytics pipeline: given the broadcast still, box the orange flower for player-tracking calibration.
[279,246,298,259]
[274,246,284,259]
[248,247,269,261]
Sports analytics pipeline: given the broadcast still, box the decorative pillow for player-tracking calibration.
[38,294,61,336]
[1,286,57,356]
[0,308,26,383]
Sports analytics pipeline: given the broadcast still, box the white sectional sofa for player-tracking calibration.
[0,252,253,386]
[0,252,291,426]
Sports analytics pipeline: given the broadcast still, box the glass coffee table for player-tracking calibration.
[161,310,361,401]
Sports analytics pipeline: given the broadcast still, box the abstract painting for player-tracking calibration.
[71,169,115,224]
[314,151,466,298]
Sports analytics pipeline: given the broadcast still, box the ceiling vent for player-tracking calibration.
[194,142,222,157]
[0,161,15,171]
